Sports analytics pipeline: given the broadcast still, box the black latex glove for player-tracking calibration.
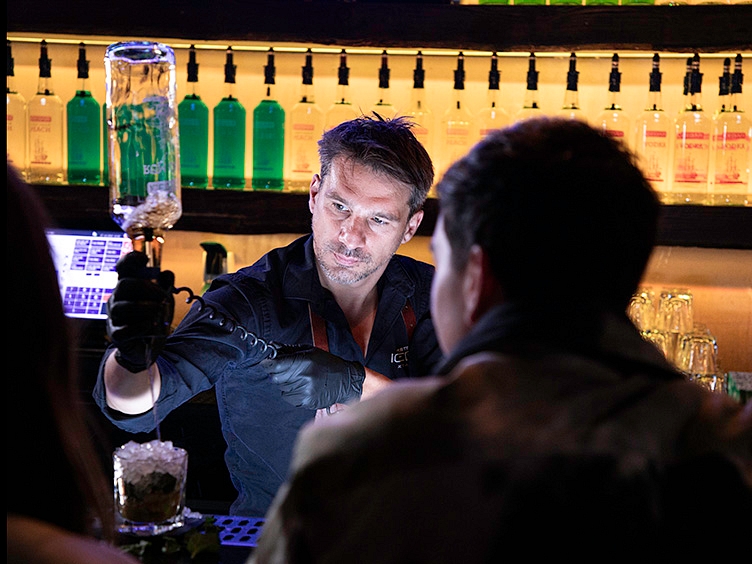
[261,344,365,410]
[106,251,175,373]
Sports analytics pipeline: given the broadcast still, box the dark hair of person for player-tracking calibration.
[435,117,660,311]
[318,113,434,217]
[6,162,117,542]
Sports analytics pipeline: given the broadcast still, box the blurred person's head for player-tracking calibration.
[431,117,659,353]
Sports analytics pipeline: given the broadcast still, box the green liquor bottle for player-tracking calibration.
[179,45,209,188]
[213,47,246,189]
[252,48,285,191]
[102,103,109,185]
[66,43,101,185]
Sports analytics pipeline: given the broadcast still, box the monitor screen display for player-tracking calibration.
[45,228,132,320]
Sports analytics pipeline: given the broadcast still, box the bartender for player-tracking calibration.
[93,115,442,517]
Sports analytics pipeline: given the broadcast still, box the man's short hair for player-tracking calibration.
[318,114,434,216]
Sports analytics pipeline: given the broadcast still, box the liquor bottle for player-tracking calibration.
[715,58,732,118]
[672,53,712,205]
[406,51,435,161]
[515,53,543,123]
[477,52,509,140]
[252,48,285,191]
[595,54,631,148]
[213,47,246,189]
[372,50,398,119]
[439,52,476,178]
[66,43,101,185]
[6,40,27,179]
[325,49,359,131]
[634,54,672,202]
[178,45,209,188]
[28,40,64,184]
[286,48,324,192]
[710,54,751,206]
[681,56,693,111]
[559,53,586,123]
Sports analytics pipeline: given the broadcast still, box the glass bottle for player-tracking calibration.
[6,39,27,179]
[213,47,246,189]
[103,103,109,185]
[672,53,712,205]
[515,53,543,123]
[286,49,324,193]
[372,50,398,119]
[325,49,359,131]
[178,45,209,189]
[104,40,182,269]
[439,52,476,178]
[66,42,101,185]
[477,52,509,140]
[406,51,435,163]
[634,53,672,202]
[559,52,586,123]
[710,54,751,206]
[252,48,285,191]
[595,54,631,149]
[28,40,64,184]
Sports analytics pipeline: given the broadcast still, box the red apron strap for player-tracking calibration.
[308,299,415,352]
[308,303,329,352]
[402,299,416,342]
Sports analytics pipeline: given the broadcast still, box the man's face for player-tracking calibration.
[430,215,471,355]
[310,156,422,290]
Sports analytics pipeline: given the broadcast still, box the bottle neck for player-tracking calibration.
[563,89,579,110]
[299,82,314,104]
[728,92,743,113]
[36,76,54,95]
[334,83,350,104]
[7,75,17,94]
[187,81,200,98]
[645,90,663,112]
[606,90,622,111]
[76,77,90,94]
[486,88,499,109]
[523,87,539,110]
[223,81,236,100]
[687,91,703,112]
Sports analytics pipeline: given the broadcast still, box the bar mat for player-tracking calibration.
[211,515,266,547]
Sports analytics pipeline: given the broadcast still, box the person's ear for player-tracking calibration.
[402,209,424,244]
[464,244,502,324]
[308,174,322,213]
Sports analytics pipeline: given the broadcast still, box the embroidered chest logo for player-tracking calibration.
[391,345,409,369]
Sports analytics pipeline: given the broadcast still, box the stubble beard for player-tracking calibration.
[315,242,379,286]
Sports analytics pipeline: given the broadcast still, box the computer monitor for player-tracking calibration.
[45,228,132,320]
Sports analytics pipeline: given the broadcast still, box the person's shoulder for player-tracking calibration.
[7,514,140,564]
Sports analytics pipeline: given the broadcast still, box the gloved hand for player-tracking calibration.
[106,251,175,373]
[261,344,365,410]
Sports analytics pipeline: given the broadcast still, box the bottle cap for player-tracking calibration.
[7,39,15,78]
[378,50,390,89]
[648,53,662,93]
[39,40,52,79]
[187,45,199,83]
[264,48,276,86]
[526,52,539,91]
[731,53,743,95]
[566,52,578,92]
[77,42,90,80]
[488,52,500,91]
[453,52,465,91]
[608,53,621,93]
[413,51,425,89]
[224,47,236,84]
[302,48,314,86]
[338,49,350,86]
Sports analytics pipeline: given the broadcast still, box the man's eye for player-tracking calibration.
[333,202,348,213]
[372,217,387,226]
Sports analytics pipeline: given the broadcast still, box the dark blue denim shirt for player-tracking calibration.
[93,235,441,516]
